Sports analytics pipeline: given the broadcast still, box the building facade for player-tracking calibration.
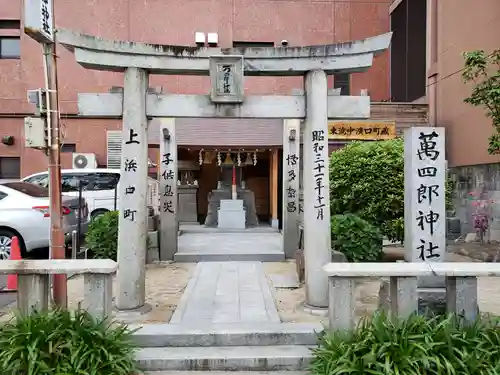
[391,0,500,167]
[0,0,392,177]
[2,0,429,226]
[391,0,500,236]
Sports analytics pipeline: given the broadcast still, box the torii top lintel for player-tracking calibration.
[56,28,392,76]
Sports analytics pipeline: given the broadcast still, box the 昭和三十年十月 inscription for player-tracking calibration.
[311,130,327,221]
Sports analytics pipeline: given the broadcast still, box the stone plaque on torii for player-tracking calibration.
[209,55,244,104]
[56,29,392,315]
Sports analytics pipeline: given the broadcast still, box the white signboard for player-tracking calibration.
[404,127,446,263]
[24,0,54,44]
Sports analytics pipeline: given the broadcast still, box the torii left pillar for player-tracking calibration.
[116,67,151,314]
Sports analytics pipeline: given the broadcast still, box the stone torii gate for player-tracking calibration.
[57,29,391,314]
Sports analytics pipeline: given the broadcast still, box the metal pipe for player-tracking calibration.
[114,185,118,211]
[77,181,83,251]
[71,230,78,259]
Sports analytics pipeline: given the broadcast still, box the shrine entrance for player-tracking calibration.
[165,147,277,228]
[57,28,391,312]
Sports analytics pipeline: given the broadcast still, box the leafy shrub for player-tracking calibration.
[0,309,137,375]
[330,139,453,243]
[85,210,119,260]
[310,312,500,375]
[331,214,383,262]
[330,139,404,242]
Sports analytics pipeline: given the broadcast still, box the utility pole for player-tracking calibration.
[24,0,66,307]
[44,42,66,307]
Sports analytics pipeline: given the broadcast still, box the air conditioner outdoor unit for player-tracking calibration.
[72,153,97,169]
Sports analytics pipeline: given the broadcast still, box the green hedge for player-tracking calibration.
[329,139,405,243]
[331,214,383,262]
[85,210,119,261]
[329,139,453,243]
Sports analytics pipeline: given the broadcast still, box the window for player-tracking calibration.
[61,143,76,153]
[3,182,49,197]
[25,172,79,192]
[61,174,81,192]
[0,20,20,29]
[334,73,350,96]
[79,172,120,191]
[0,191,7,200]
[25,172,121,192]
[232,41,274,48]
[0,157,20,179]
[1,38,21,59]
[0,20,21,59]
[24,174,49,187]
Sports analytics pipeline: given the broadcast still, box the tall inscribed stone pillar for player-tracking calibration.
[404,127,446,288]
[282,119,301,258]
[159,118,178,261]
[303,70,330,308]
[116,67,150,312]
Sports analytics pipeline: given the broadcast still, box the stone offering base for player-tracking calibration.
[218,199,246,230]
[114,303,153,323]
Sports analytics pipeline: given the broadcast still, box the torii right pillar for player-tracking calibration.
[303,69,331,308]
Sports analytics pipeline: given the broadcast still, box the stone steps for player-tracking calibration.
[133,262,318,372]
[130,322,322,347]
[135,345,315,372]
[176,233,283,262]
[174,252,285,262]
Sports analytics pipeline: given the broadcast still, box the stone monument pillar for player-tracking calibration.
[303,70,331,308]
[159,118,178,261]
[116,67,150,312]
[404,127,446,309]
[282,119,301,258]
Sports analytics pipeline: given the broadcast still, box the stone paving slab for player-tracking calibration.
[130,322,323,347]
[135,345,314,371]
[269,273,300,289]
[170,262,280,325]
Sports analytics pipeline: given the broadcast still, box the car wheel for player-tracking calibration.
[91,209,109,220]
[0,229,18,260]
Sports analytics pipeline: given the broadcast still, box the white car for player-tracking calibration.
[23,168,160,219]
[0,182,89,259]
[23,168,121,220]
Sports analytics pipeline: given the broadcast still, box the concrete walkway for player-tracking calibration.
[170,262,280,325]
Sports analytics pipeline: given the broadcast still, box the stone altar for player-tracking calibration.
[205,188,259,227]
